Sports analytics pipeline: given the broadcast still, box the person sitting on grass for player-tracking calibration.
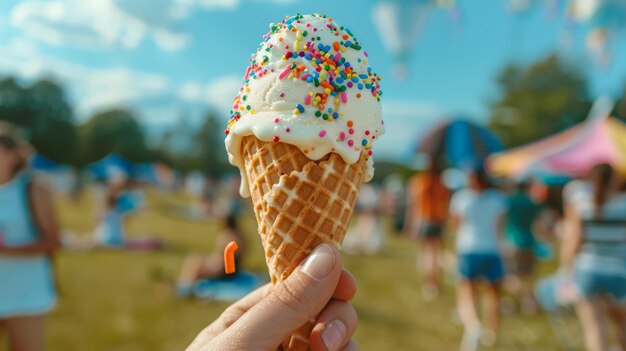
[62,174,162,251]
[176,214,247,297]
[0,122,60,351]
[449,164,507,351]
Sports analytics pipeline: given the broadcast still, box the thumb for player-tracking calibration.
[217,244,342,350]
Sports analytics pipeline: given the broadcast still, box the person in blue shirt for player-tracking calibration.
[504,179,548,313]
[0,122,60,351]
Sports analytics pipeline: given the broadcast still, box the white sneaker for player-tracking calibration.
[480,328,497,348]
[460,326,481,351]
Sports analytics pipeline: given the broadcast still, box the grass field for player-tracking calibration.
[5,188,584,351]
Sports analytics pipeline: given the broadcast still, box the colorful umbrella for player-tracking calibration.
[542,116,626,176]
[417,119,503,168]
[488,116,626,178]
[488,97,619,177]
[487,124,584,177]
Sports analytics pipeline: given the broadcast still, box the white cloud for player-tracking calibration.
[179,75,242,113]
[73,69,169,116]
[178,0,240,11]
[0,39,171,118]
[179,81,205,102]
[206,76,242,112]
[382,99,441,118]
[8,0,293,52]
[260,0,298,3]
[10,0,190,51]
[0,38,244,120]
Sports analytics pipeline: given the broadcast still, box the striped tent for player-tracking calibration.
[488,116,626,177]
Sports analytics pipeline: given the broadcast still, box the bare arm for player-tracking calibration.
[447,214,461,235]
[403,199,414,234]
[532,209,552,241]
[496,212,506,238]
[402,180,417,234]
[496,212,507,252]
[0,181,61,256]
[560,203,583,272]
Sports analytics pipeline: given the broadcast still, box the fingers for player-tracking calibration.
[224,284,272,314]
[217,244,343,350]
[185,284,272,350]
[333,269,356,301]
[310,300,357,351]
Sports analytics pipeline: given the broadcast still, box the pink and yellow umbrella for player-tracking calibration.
[487,124,583,178]
[542,117,626,176]
[488,116,626,177]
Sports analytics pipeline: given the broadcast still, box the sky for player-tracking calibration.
[0,0,625,161]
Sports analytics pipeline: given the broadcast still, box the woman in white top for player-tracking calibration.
[449,165,507,350]
[562,164,626,351]
[0,122,60,351]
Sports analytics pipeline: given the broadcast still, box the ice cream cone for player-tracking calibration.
[242,135,365,350]
[224,13,384,350]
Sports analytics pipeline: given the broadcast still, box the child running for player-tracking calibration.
[449,164,507,350]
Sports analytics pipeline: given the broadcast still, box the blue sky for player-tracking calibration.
[1,0,625,161]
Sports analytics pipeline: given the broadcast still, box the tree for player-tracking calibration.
[195,112,230,178]
[0,77,77,163]
[488,54,592,147]
[157,111,230,178]
[77,109,151,165]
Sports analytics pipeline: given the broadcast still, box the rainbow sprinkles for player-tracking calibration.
[225,13,384,197]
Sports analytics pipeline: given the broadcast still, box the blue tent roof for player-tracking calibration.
[88,154,136,180]
[30,154,62,171]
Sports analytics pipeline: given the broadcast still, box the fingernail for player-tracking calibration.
[321,320,346,351]
[301,244,335,281]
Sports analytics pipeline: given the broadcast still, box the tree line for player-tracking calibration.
[0,77,229,178]
[1,53,625,179]
[488,54,626,148]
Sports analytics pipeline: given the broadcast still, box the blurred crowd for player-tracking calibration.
[0,120,254,351]
[342,157,626,351]
[1,114,626,351]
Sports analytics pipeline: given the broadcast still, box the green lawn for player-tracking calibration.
[9,189,582,350]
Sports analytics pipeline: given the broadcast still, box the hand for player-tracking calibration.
[187,244,359,351]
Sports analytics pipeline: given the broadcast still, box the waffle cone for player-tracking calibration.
[241,136,366,351]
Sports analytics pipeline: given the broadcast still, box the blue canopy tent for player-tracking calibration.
[134,163,157,184]
[88,155,176,187]
[30,154,63,172]
[87,154,136,181]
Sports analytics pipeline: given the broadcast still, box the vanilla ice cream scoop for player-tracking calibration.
[225,13,384,197]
